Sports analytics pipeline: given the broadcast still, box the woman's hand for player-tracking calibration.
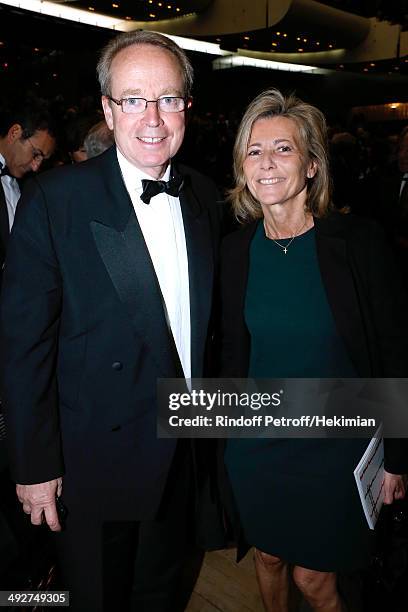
[383,470,407,504]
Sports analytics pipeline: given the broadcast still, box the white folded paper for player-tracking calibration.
[354,425,384,529]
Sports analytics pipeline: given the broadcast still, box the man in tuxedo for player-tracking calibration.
[0,103,55,586]
[0,103,56,278]
[0,31,221,611]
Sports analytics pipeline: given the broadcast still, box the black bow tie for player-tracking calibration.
[0,164,11,177]
[140,175,184,204]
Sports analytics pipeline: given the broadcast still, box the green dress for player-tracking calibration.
[225,223,373,571]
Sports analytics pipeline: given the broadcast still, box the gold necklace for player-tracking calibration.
[263,217,308,254]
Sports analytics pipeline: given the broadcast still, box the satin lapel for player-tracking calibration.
[90,148,181,377]
[179,176,212,378]
[314,217,371,375]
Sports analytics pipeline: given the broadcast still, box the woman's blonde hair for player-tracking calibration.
[228,88,332,223]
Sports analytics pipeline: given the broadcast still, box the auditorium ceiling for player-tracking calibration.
[44,0,407,75]
[0,0,406,80]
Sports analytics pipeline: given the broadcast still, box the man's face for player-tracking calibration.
[4,126,55,178]
[398,134,408,174]
[102,44,186,179]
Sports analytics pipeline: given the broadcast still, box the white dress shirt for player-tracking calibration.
[0,153,20,231]
[116,148,191,380]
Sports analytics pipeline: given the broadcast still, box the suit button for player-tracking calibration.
[111,425,121,432]
[112,361,123,371]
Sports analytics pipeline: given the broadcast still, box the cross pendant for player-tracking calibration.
[283,247,287,254]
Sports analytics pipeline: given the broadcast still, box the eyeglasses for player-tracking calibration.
[107,96,191,114]
[27,138,46,162]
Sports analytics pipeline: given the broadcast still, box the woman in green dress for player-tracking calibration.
[220,88,408,612]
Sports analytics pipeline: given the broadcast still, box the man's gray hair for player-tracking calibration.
[84,120,115,158]
[97,31,194,98]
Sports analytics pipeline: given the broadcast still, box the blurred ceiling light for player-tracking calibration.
[0,0,127,29]
[213,55,317,74]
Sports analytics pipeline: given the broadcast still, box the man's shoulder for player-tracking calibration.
[176,163,223,226]
[16,148,118,226]
[42,147,112,181]
[177,162,217,190]
[34,146,114,194]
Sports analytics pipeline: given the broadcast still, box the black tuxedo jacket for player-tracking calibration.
[220,212,408,474]
[0,179,10,475]
[0,177,10,288]
[0,146,221,520]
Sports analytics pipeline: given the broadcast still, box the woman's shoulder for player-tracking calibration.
[221,220,258,252]
[315,211,384,242]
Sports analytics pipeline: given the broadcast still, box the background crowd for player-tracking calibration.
[2,92,407,272]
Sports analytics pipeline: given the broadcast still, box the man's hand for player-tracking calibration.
[383,470,407,505]
[16,477,63,531]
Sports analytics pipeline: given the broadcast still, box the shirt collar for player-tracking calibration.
[116,147,171,194]
[0,152,6,171]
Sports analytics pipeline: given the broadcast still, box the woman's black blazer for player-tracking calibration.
[220,211,408,474]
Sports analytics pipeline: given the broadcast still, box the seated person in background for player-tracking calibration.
[84,119,114,159]
[65,114,100,163]
[330,131,363,214]
[363,125,408,281]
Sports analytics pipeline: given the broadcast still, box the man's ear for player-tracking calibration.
[7,124,23,144]
[101,96,114,131]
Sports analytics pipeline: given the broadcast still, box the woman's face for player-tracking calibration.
[243,116,316,211]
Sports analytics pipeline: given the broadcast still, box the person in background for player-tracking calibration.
[364,125,408,274]
[0,101,56,271]
[65,114,99,163]
[220,88,408,612]
[0,30,221,611]
[394,126,408,251]
[0,99,56,591]
[84,119,114,159]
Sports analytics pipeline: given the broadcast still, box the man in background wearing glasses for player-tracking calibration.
[0,102,55,587]
[0,102,55,278]
[0,31,222,611]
